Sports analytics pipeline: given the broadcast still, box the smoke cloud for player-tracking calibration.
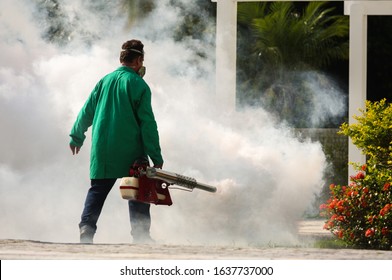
[0,0,329,246]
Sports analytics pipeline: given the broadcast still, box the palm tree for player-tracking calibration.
[237,1,349,127]
[240,2,348,71]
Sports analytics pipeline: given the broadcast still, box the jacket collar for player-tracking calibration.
[117,65,137,74]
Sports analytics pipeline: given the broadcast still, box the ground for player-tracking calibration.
[1,220,391,260]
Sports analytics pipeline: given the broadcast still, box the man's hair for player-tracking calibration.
[120,39,144,63]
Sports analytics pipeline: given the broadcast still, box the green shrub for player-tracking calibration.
[320,99,392,249]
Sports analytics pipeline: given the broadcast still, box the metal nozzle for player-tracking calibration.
[146,167,217,193]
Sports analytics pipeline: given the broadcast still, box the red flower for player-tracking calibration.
[368,215,376,224]
[356,172,365,180]
[336,230,344,239]
[381,227,389,236]
[319,204,327,210]
[361,164,367,171]
[336,200,345,212]
[383,182,390,191]
[349,190,359,198]
[337,215,345,222]
[363,187,369,194]
[380,204,391,216]
[328,199,338,209]
[365,228,375,237]
[323,221,334,230]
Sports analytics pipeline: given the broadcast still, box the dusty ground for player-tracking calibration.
[1,220,391,260]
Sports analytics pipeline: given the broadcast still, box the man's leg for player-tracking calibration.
[128,200,153,243]
[79,178,116,243]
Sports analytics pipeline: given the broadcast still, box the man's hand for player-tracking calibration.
[70,144,81,155]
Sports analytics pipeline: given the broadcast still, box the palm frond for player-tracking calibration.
[238,2,267,25]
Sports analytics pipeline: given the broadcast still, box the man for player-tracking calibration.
[69,39,163,244]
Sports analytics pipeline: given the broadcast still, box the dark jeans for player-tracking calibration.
[79,178,151,239]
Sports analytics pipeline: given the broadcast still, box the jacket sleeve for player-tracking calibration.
[136,85,164,166]
[69,86,98,147]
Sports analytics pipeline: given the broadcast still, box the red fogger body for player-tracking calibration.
[119,161,217,206]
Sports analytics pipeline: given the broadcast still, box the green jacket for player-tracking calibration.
[70,66,163,179]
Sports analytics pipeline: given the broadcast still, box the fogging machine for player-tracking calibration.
[119,160,217,206]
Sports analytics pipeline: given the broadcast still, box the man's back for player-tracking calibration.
[70,66,163,179]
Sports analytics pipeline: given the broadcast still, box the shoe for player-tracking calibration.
[80,225,95,244]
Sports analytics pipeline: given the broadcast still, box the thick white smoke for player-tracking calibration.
[0,0,330,246]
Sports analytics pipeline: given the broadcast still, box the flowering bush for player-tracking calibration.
[320,99,392,249]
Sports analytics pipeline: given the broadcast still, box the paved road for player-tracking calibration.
[1,221,391,260]
[1,238,392,260]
